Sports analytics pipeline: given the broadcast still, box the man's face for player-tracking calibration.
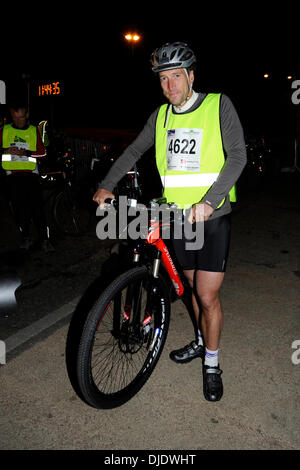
[10,108,28,129]
[159,68,194,107]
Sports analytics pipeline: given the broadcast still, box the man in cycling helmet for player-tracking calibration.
[150,42,196,107]
[93,42,247,402]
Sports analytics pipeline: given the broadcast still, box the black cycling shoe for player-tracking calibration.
[203,364,223,402]
[169,341,204,363]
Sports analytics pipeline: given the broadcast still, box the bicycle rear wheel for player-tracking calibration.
[76,266,170,408]
[53,189,91,236]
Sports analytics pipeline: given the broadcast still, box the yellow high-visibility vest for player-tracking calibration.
[155,93,236,208]
[2,124,37,171]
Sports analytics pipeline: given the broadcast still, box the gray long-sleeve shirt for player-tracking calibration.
[98,92,247,219]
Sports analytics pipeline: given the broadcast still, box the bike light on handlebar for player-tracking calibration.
[104,198,138,208]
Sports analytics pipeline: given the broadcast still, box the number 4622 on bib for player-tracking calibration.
[166,128,203,172]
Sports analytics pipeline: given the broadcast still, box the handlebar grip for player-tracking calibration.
[104,198,116,207]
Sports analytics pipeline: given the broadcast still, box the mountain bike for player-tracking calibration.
[74,197,189,409]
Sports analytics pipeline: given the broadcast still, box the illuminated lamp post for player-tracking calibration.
[124,33,141,55]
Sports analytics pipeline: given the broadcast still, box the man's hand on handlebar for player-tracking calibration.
[187,201,214,223]
[93,189,115,208]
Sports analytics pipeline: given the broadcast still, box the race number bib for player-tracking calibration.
[10,142,29,150]
[166,128,203,172]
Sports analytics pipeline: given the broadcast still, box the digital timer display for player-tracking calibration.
[38,81,62,96]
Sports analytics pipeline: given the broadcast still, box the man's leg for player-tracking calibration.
[179,269,225,352]
[195,270,224,351]
[7,174,32,245]
[182,269,200,322]
[195,269,225,402]
[169,268,205,363]
[28,174,54,252]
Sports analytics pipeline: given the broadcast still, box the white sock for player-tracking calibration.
[197,330,203,346]
[204,348,219,367]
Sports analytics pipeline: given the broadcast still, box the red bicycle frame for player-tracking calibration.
[146,220,184,297]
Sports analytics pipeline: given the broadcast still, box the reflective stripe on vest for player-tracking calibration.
[155,93,236,208]
[161,173,220,188]
[2,154,37,170]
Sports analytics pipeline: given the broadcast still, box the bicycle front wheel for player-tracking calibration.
[76,266,170,409]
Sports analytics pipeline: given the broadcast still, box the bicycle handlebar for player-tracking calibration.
[104,197,178,210]
[104,198,137,208]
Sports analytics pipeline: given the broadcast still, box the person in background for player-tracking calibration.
[0,104,54,252]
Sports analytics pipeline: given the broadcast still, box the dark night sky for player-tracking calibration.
[2,9,299,140]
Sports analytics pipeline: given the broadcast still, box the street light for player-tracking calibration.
[125,33,141,42]
[124,32,141,55]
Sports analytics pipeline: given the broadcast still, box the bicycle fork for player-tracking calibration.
[120,247,162,349]
[145,248,163,351]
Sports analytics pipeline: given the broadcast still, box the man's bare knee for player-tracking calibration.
[198,292,220,313]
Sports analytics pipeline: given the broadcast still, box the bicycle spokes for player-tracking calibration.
[90,280,159,392]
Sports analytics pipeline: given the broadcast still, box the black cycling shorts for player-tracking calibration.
[171,214,231,272]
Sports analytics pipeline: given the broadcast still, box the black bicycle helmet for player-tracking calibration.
[151,42,196,73]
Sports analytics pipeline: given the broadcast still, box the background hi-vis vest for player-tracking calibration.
[155,93,236,208]
[2,124,37,171]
